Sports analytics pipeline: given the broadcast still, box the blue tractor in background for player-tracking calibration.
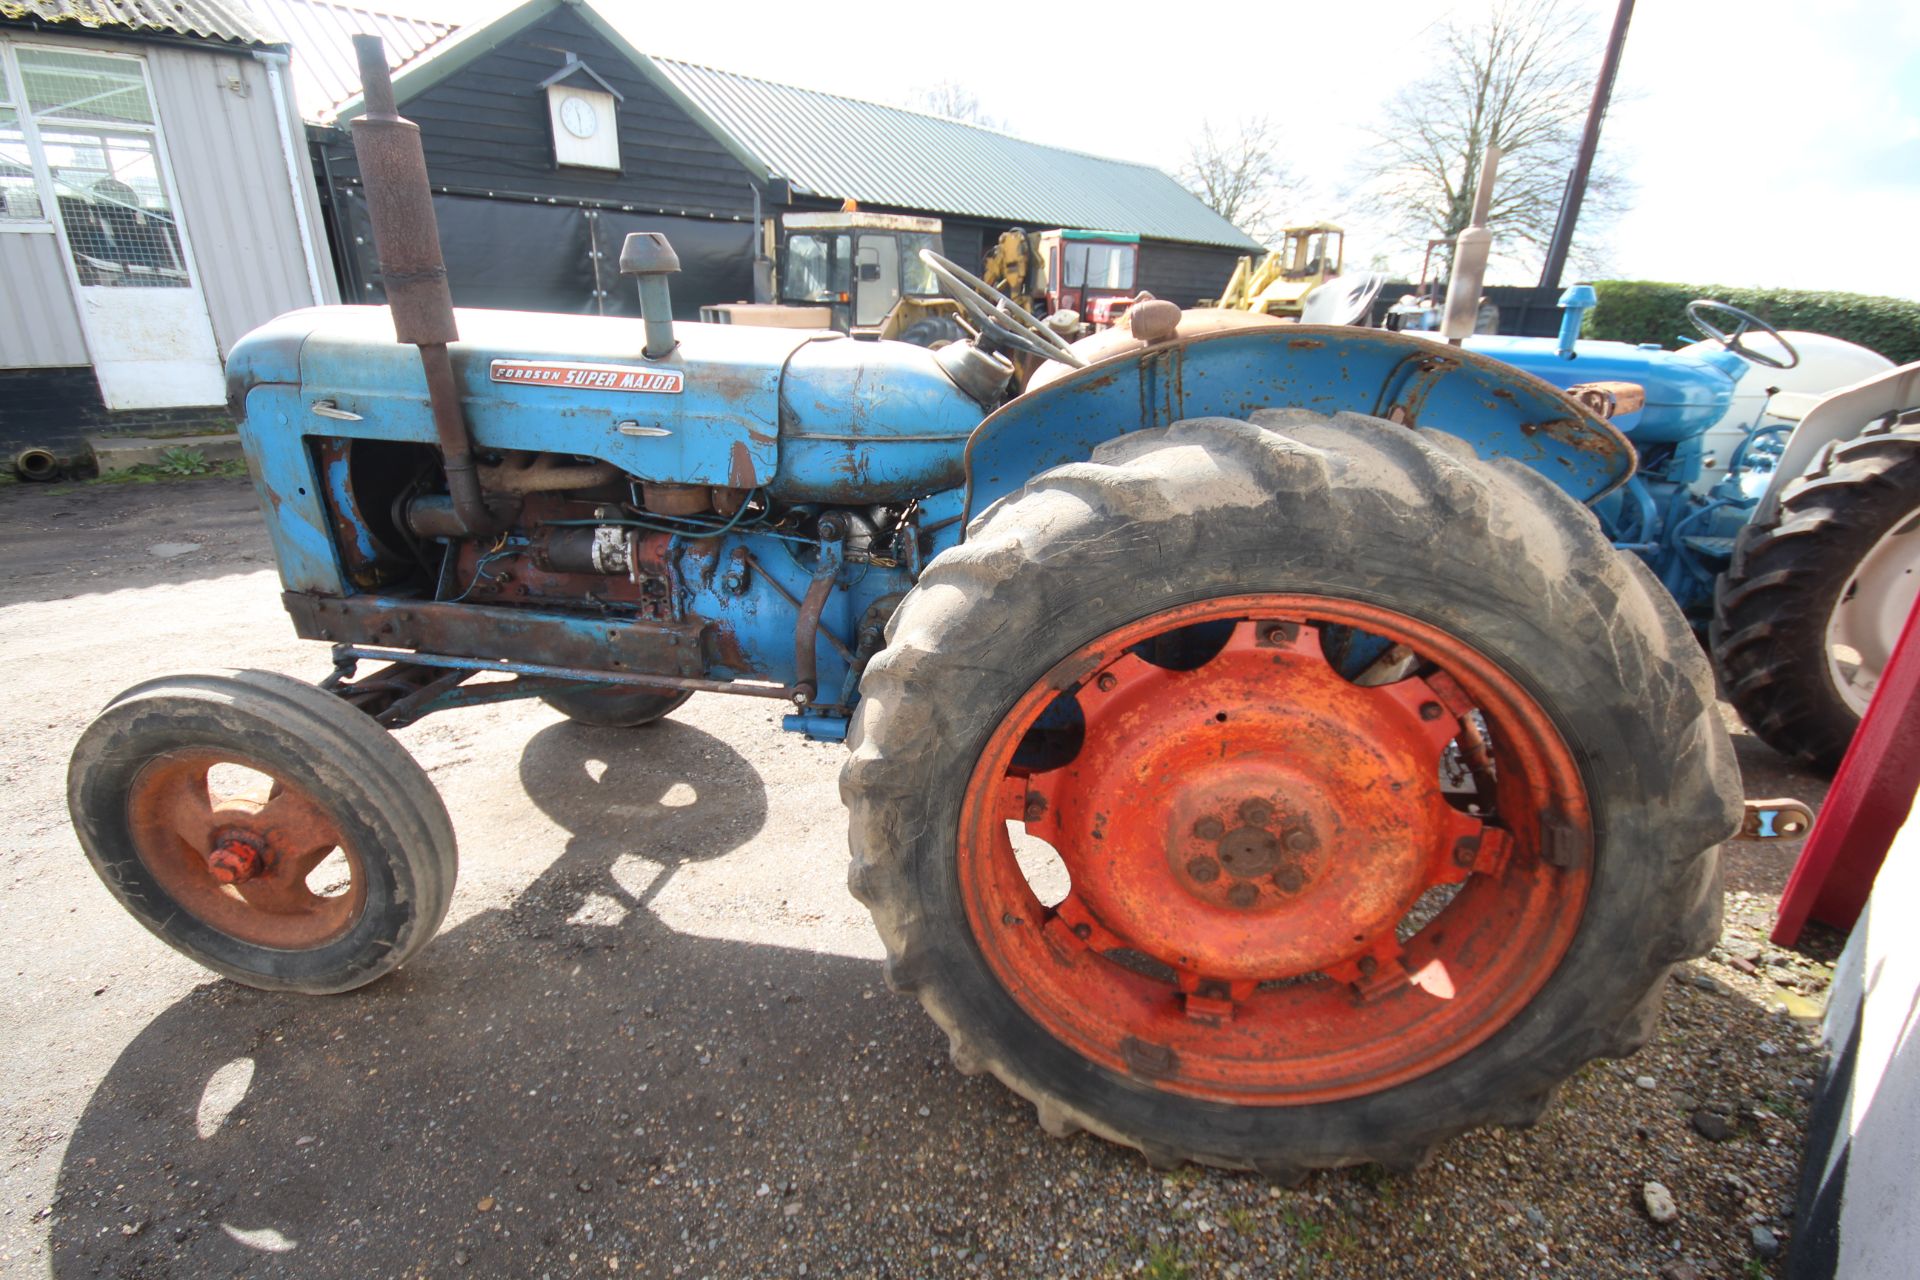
[68,40,1761,1176]
[1461,289,1918,772]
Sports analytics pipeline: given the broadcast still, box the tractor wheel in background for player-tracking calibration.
[843,410,1741,1172]
[541,684,693,728]
[68,669,457,994]
[897,316,968,349]
[1713,428,1920,773]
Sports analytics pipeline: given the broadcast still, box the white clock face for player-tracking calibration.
[560,96,598,139]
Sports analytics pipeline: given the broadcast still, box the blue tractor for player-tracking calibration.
[66,43,1744,1175]
[1463,290,1919,772]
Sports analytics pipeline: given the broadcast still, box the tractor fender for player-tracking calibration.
[962,324,1635,525]
[1752,361,1920,523]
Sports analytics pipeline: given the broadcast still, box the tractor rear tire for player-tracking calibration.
[843,411,1740,1172]
[68,670,457,994]
[1713,428,1920,772]
[541,685,693,728]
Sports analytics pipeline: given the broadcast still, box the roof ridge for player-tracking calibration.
[649,54,1168,174]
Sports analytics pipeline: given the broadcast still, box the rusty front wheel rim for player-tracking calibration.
[126,751,367,950]
[957,594,1592,1106]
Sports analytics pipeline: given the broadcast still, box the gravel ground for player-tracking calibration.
[0,476,1837,1279]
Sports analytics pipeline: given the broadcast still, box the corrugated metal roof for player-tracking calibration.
[0,0,279,46]
[254,0,1256,249]
[248,0,453,120]
[651,58,1260,251]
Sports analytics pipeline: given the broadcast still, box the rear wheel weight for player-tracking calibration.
[844,410,1741,1169]
[67,670,457,993]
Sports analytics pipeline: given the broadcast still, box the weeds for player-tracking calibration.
[156,446,212,476]
[1142,1243,1191,1280]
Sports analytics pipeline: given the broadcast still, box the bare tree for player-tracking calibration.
[908,81,1002,130]
[1179,117,1295,244]
[1355,0,1630,276]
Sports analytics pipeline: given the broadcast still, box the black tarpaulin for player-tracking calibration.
[335,190,755,320]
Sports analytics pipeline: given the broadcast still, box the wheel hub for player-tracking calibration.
[206,837,265,884]
[958,595,1593,1105]
[125,752,365,949]
[1030,628,1475,979]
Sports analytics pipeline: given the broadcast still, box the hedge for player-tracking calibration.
[1585,281,1920,366]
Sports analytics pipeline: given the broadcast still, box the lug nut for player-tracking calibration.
[1273,865,1307,893]
[1193,816,1224,840]
[1239,798,1273,827]
[1419,701,1444,721]
[1285,829,1314,854]
[1227,883,1259,908]
[1186,856,1220,884]
[1095,673,1117,692]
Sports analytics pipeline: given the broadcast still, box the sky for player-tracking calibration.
[397,0,1920,299]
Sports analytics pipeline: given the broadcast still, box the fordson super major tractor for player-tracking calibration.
[66,42,1742,1175]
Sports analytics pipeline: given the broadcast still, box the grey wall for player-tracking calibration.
[143,38,336,351]
[0,28,334,378]
[0,229,87,366]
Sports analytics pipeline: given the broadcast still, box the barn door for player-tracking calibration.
[15,45,223,409]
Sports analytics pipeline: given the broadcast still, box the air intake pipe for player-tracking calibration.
[349,34,501,536]
[620,232,680,359]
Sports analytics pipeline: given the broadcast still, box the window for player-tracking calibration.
[1062,241,1135,291]
[900,231,940,296]
[5,45,186,285]
[781,233,850,302]
[0,65,44,223]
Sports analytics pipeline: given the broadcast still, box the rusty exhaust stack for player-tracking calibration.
[1441,144,1502,345]
[349,34,500,536]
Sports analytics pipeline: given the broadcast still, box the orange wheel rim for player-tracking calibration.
[957,595,1592,1105]
[126,751,367,949]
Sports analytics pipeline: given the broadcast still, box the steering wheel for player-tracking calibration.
[919,249,1086,369]
[1685,300,1800,370]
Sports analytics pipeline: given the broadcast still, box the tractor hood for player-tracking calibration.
[227,306,837,488]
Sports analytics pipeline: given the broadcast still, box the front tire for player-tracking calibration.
[843,411,1739,1171]
[68,670,457,993]
[1713,428,1920,771]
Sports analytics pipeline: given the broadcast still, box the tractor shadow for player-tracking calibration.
[44,707,1847,1280]
[43,715,994,1279]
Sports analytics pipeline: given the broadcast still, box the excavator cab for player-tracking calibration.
[777,212,947,334]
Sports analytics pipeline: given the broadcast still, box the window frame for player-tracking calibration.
[0,41,58,233]
[1,37,204,294]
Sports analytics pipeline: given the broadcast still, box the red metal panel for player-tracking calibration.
[1773,596,1920,944]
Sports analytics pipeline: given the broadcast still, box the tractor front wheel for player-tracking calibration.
[68,670,457,993]
[843,410,1740,1171]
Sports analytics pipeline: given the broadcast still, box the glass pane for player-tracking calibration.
[40,128,188,286]
[1063,242,1088,288]
[900,232,939,295]
[18,48,154,126]
[829,234,851,294]
[1086,245,1135,291]
[783,233,831,300]
[1,108,45,222]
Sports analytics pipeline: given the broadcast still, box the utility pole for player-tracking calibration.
[1539,0,1634,291]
